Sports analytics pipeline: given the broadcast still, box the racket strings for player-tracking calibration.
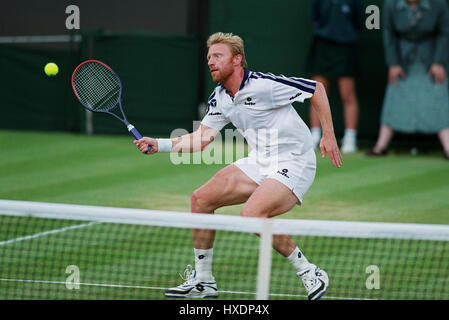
[73,62,121,111]
[77,64,118,109]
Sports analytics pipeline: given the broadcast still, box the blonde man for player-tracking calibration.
[135,32,342,300]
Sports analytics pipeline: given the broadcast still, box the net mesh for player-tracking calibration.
[73,61,121,111]
[0,200,448,300]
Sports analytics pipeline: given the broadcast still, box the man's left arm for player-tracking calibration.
[310,82,342,168]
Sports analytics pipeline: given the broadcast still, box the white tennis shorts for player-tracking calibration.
[233,149,316,204]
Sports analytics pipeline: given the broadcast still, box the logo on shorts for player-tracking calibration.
[277,168,289,178]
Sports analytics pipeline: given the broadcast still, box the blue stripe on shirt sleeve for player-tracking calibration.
[254,72,316,94]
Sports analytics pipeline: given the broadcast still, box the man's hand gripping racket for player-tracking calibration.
[71,60,152,154]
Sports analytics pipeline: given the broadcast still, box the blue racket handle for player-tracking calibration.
[128,125,152,153]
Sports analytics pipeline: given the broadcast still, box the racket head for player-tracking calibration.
[72,60,123,113]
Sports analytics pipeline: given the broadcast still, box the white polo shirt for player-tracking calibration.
[201,70,316,160]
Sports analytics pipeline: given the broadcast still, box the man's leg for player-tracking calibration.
[165,164,258,298]
[240,178,301,257]
[338,77,359,153]
[240,178,329,300]
[191,164,259,249]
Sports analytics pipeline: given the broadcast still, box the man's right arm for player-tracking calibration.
[172,124,219,153]
[134,124,219,154]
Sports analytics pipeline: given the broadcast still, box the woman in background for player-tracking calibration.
[367,0,449,160]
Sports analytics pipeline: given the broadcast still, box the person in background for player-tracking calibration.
[367,0,449,160]
[307,0,364,153]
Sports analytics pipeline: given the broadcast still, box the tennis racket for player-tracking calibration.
[71,59,151,153]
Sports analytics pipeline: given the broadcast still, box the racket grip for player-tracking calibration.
[127,125,152,153]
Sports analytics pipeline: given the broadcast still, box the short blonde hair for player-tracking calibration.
[207,32,248,69]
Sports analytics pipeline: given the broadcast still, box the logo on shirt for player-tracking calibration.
[208,112,222,116]
[277,168,289,178]
[244,97,256,106]
[205,98,217,115]
[289,92,302,100]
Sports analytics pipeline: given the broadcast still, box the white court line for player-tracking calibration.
[0,221,100,246]
[0,278,375,300]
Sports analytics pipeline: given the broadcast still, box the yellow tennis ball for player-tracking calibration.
[44,62,59,76]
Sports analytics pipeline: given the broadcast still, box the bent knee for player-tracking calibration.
[191,189,207,211]
[240,207,269,218]
[191,189,217,213]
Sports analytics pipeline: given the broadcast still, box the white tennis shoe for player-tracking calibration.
[297,264,329,300]
[165,265,218,298]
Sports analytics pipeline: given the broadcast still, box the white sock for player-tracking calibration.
[194,248,214,281]
[287,247,310,273]
[344,129,357,139]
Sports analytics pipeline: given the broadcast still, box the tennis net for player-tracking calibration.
[0,200,448,300]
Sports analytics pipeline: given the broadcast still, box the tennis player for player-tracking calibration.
[135,32,342,300]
